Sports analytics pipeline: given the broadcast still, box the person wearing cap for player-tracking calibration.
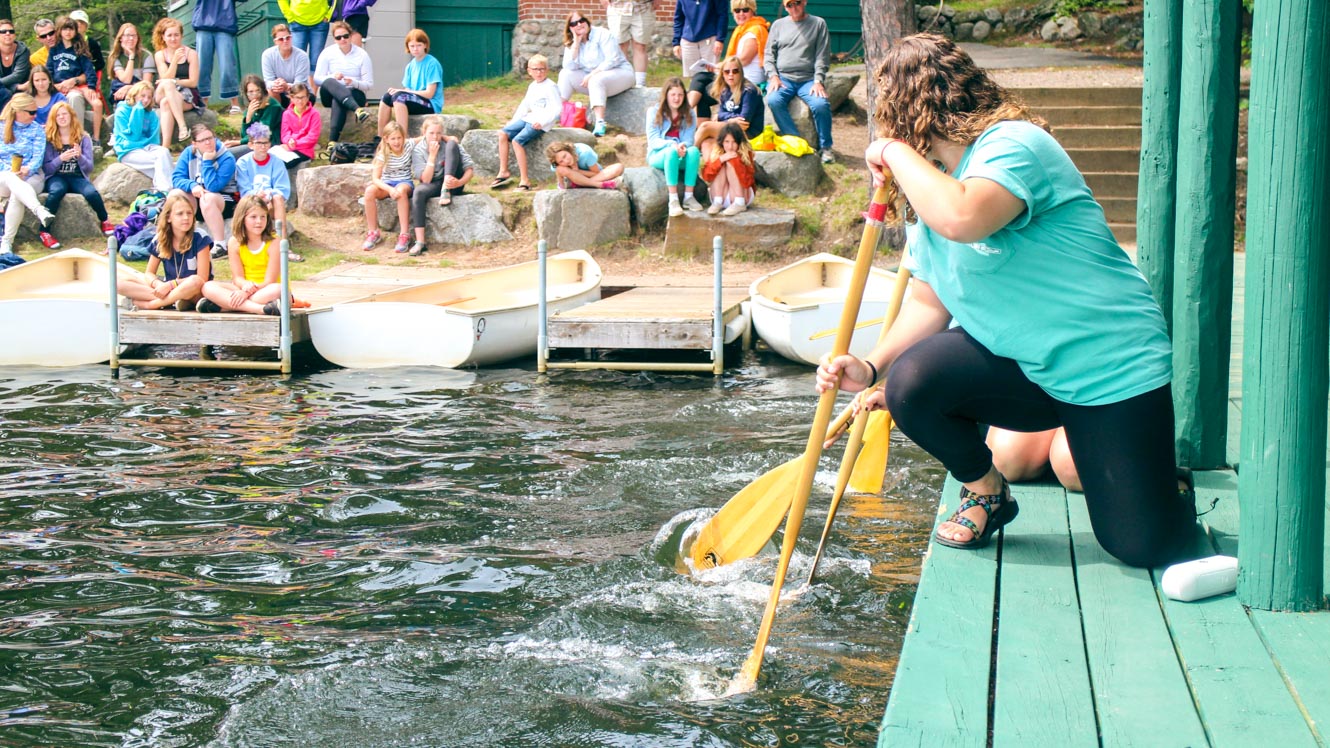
[30,19,56,67]
[764,0,833,163]
[68,11,103,80]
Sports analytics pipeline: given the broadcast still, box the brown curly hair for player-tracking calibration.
[873,34,1048,223]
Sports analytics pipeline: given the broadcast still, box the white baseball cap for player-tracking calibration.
[69,10,90,24]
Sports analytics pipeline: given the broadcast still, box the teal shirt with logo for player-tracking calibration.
[904,120,1171,406]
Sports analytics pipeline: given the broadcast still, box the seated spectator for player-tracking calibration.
[234,123,291,231]
[545,141,621,189]
[314,20,373,156]
[646,77,702,217]
[279,82,319,165]
[490,54,560,191]
[407,115,474,257]
[28,66,65,125]
[764,0,833,162]
[42,100,114,244]
[0,94,57,255]
[0,19,32,96]
[692,2,769,116]
[115,190,213,311]
[172,123,239,247]
[224,74,284,160]
[48,16,103,152]
[151,18,197,146]
[361,121,413,254]
[557,11,634,137]
[695,54,762,152]
[377,28,442,137]
[198,194,295,315]
[108,23,155,104]
[260,24,311,108]
[112,81,174,191]
[699,120,755,215]
[29,19,56,68]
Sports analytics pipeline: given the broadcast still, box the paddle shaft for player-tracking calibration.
[730,185,892,694]
[804,261,913,586]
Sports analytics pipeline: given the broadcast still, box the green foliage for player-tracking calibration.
[12,0,166,63]
[1050,0,1116,17]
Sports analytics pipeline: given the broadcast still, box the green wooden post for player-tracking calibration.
[1135,0,1182,332]
[1170,0,1238,469]
[1237,0,1329,612]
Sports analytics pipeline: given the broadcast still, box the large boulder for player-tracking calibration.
[296,163,374,217]
[321,112,479,142]
[460,127,596,182]
[825,71,860,111]
[533,189,631,250]
[374,193,513,245]
[602,88,661,135]
[620,166,712,228]
[18,194,103,242]
[95,163,155,205]
[664,206,796,258]
[183,106,220,132]
[753,151,823,197]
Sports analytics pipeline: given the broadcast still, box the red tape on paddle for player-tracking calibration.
[863,201,888,224]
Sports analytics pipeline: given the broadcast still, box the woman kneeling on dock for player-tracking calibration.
[816,34,1194,569]
[116,190,212,310]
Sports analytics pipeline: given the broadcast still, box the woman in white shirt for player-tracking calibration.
[313,20,374,151]
[557,11,634,137]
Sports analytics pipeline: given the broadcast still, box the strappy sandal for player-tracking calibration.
[934,478,1019,550]
[489,174,511,189]
[516,182,532,191]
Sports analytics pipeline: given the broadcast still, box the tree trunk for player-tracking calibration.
[0,1,11,25]
[861,0,916,248]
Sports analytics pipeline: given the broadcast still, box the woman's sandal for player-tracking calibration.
[438,194,452,206]
[516,182,532,191]
[934,478,1019,550]
[489,175,511,189]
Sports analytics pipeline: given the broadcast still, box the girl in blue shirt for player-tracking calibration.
[817,34,1192,569]
[377,28,443,137]
[115,190,213,310]
[646,78,703,217]
[0,94,57,255]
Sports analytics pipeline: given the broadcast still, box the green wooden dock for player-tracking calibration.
[878,253,1330,746]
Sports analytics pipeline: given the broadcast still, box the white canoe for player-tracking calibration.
[749,252,906,366]
[308,250,602,368]
[0,248,119,367]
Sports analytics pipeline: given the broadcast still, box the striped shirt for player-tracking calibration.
[376,146,414,182]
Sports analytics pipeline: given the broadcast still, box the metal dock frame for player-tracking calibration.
[538,237,732,375]
[108,222,295,376]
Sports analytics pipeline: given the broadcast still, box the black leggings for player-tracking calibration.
[319,79,367,141]
[884,327,1194,568]
[410,140,467,228]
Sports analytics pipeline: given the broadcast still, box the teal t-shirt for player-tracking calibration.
[904,119,1171,406]
[574,142,599,170]
[402,54,445,112]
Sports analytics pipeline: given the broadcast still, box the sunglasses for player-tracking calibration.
[274,35,291,41]
[20,109,37,115]
[733,7,753,13]
[38,30,55,39]
[569,18,589,26]
[333,33,350,40]
[723,68,742,74]
[0,29,15,35]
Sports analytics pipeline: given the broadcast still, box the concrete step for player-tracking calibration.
[1098,196,1137,223]
[1083,171,1140,198]
[1035,105,1142,127]
[1055,125,1141,149]
[1109,222,1136,245]
[1067,147,1140,173]
[1013,87,1143,108]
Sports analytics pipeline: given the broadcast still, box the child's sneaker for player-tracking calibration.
[38,230,61,250]
[707,202,723,215]
[668,200,683,218]
[355,108,371,124]
[722,202,747,216]
[592,120,606,137]
[101,220,116,236]
[393,233,410,253]
[681,196,704,212]
[598,180,617,189]
[362,230,381,251]
[407,240,426,256]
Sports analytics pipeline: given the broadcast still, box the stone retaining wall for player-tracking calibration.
[917,1,1145,50]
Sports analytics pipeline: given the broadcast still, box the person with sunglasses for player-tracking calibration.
[261,24,313,108]
[726,0,768,88]
[672,0,728,118]
[0,94,57,255]
[29,20,56,68]
[314,20,374,157]
[694,54,762,153]
[558,12,634,137]
[764,0,834,163]
[0,19,32,103]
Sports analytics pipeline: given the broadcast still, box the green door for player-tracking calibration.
[416,0,517,85]
[759,0,862,56]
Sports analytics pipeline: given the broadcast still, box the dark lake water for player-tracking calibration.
[0,354,941,747]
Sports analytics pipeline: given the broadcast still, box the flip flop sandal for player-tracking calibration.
[934,479,1019,550]
[516,183,532,191]
[489,175,512,188]
[439,195,452,206]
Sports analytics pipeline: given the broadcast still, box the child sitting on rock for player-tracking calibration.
[362,121,414,253]
[699,121,755,215]
[545,141,622,189]
[491,54,561,192]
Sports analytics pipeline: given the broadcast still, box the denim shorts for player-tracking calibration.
[501,119,543,147]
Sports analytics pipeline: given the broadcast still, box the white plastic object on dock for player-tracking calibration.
[1161,555,1239,602]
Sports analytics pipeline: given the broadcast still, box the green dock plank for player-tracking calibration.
[992,484,1096,748]
[1249,611,1330,746]
[880,475,997,748]
[1067,492,1209,747]
[1159,470,1319,747]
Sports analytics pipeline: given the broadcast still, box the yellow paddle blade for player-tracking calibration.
[689,458,801,570]
[848,411,893,494]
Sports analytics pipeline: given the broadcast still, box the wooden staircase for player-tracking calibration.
[1016,86,1143,245]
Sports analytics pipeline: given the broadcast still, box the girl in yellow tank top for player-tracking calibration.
[196,195,308,314]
